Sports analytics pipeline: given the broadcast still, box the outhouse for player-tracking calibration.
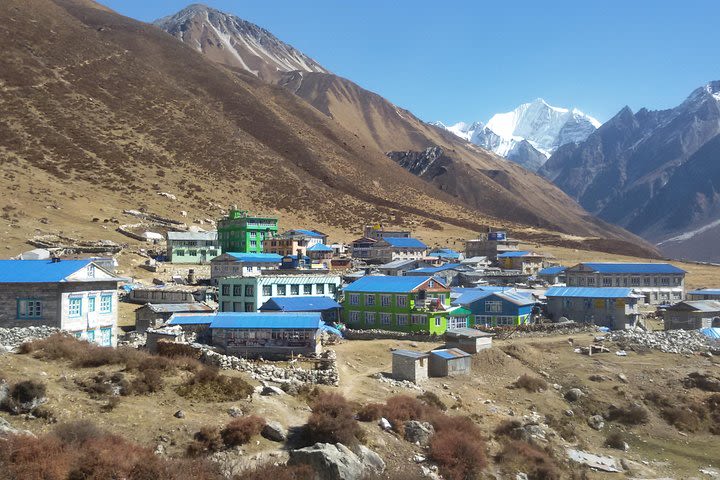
[391,349,429,383]
[444,327,494,353]
[429,348,471,377]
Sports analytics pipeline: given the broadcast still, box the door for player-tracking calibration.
[86,329,96,343]
[100,327,112,347]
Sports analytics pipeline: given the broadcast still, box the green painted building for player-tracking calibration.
[343,275,472,334]
[217,209,278,254]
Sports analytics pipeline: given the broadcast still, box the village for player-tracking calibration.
[1,207,720,478]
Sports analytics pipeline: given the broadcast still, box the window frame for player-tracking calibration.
[100,294,112,313]
[17,299,43,319]
[69,297,82,318]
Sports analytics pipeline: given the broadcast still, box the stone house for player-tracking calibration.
[664,301,720,330]
[464,231,520,262]
[209,252,282,285]
[391,349,429,383]
[134,303,214,333]
[377,259,427,276]
[166,231,221,264]
[350,237,377,260]
[126,287,198,305]
[538,266,566,285]
[0,259,120,346]
[406,263,468,287]
[497,251,546,275]
[545,287,642,330]
[687,289,720,301]
[444,327,493,353]
[307,243,334,267]
[428,348,471,377]
[370,237,428,263]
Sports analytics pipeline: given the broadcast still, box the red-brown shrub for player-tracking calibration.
[607,404,649,425]
[221,415,266,447]
[304,392,363,446]
[496,440,561,480]
[382,395,426,434]
[429,430,487,480]
[130,369,164,394]
[240,463,316,480]
[187,427,224,457]
[513,374,547,393]
[357,403,384,422]
[0,434,72,480]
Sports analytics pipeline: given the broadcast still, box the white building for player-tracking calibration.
[209,252,283,285]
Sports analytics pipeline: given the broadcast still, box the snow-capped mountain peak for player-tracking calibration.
[434,98,601,170]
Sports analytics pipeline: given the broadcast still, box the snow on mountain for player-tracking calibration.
[435,99,601,171]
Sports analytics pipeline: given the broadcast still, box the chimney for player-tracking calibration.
[51,256,61,263]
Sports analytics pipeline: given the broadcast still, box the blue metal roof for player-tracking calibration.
[210,312,323,329]
[307,243,333,252]
[381,237,428,249]
[290,229,324,238]
[688,289,720,296]
[580,263,686,274]
[539,266,566,275]
[494,291,536,306]
[410,263,463,274]
[427,248,461,259]
[226,253,283,263]
[545,287,634,298]
[168,314,216,325]
[260,296,341,312]
[700,328,720,339]
[497,251,531,258]
[344,275,445,293]
[0,259,95,283]
[453,290,494,305]
[431,348,470,359]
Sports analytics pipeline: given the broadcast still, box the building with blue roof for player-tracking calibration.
[497,251,546,275]
[454,289,536,327]
[545,286,641,330]
[406,263,467,287]
[663,300,720,330]
[687,288,720,301]
[538,266,566,284]
[0,259,121,346]
[371,237,428,264]
[343,275,470,333]
[260,296,342,323]
[307,243,334,266]
[565,262,686,305]
[428,348,471,377]
[427,248,462,261]
[208,312,324,358]
[210,252,283,285]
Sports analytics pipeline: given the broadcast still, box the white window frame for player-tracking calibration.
[365,294,376,306]
[485,301,502,313]
[349,294,359,306]
[365,311,376,325]
[396,314,408,326]
[380,313,391,325]
[396,295,407,307]
[380,294,391,307]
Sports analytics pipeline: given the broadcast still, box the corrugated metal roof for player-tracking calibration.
[431,348,470,360]
[539,266,566,275]
[580,263,686,274]
[392,349,429,359]
[210,312,323,329]
[445,328,494,338]
[410,263,463,274]
[379,259,420,269]
[668,300,720,312]
[446,306,472,316]
[344,275,445,293]
[289,229,324,238]
[700,328,720,339]
[259,296,341,312]
[427,249,461,259]
[307,243,333,252]
[168,313,216,325]
[144,303,213,313]
[497,251,531,258]
[0,259,95,283]
[688,289,720,296]
[167,231,217,241]
[453,290,494,305]
[545,287,634,298]
[381,237,428,249]
[494,290,536,306]
[225,253,283,263]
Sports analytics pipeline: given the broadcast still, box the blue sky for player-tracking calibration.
[103,0,719,124]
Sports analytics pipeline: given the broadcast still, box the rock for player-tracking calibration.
[227,406,243,418]
[261,385,285,396]
[173,410,185,419]
[516,473,529,480]
[413,454,426,463]
[587,415,605,430]
[564,388,584,402]
[564,409,574,417]
[378,418,391,430]
[154,443,166,456]
[403,420,435,446]
[0,417,33,437]
[0,381,8,405]
[617,373,628,383]
[355,445,385,475]
[261,421,287,442]
[289,443,365,480]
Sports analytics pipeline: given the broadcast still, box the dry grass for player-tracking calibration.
[175,367,253,402]
[513,374,547,393]
[496,440,562,480]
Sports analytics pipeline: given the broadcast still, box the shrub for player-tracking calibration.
[494,419,523,439]
[357,403,384,422]
[2,380,47,414]
[221,415,266,447]
[53,420,104,446]
[513,374,547,393]
[417,391,447,411]
[382,395,426,434]
[240,463,316,480]
[175,368,253,402]
[304,392,363,447]
[607,404,649,425]
[605,431,627,450]
[429,430,487,480]
[661,405,706,432]
[0,434,72,480]
[187,427,224,457]
[102,396,121,412]
[496,440,561,480]
[131,369,164,395]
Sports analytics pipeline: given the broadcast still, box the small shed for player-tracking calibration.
[391,349,429,383]
[444,328,494,353]
[167,313,216,343]
[145,326,185,354]
[429,348,471,377]
[135,303,214,333]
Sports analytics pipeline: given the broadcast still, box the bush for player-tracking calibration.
[605,431,627,450]
[53,421,104,446]
[0,434,72,480]
[607,404,649,425]
[496,440,561,480]
[429,430,487,480]
[221,415,266,447]
[357,403,384,422]
[494,419,523,439]
[417,391,447,411]
[513,374,547,393]
[131,369,164,395]
[187,427,224,457]
[102,396,121,412]
[175,367,253,402]
[661,405,707,432]
[304,392,363,447]
[240,463,315,480]
[2,380,47,414]
[382,395,426,434]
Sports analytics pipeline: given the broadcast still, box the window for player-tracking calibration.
[209,250,218,256]
[233,285,243,296]
[615,278,621,286]
[603,277,612,287]
[303,284,312,295]
[245,302,254,312]
[661,277,670,286]
[262,285,272,296]
[349,294,359,305]
[69,297,82,317]
[380,313,391,325]
[290,285,299,295]
[396,314,408,326]
[485,301,502,313]
[88,296,96,312]
[176,250,185,256]
[448,316,467,329]
[189,250,197,256]
[380,295,391,307]
[631,277,640,286]
[315,284,325,294]
[365,294,376,306]
[435,317,442,327]
[87,265,95,278]
[222,285,230,296]
[365,311,376,326]
[329,284,337,294]
[250,241,257,248]
[245,285,255,296]
[277,284,286,296]
[396,295,407,308]
[100,295,112,313]
[567,277,575,286]
[233,302,242,312]
[583,298,592,309]
[578,277,585,286]
[643,277,651,286]
[428,280,435,288]
[17,299,42,319]
[222,301,230,311]
[586,277,595,286]
[348,311,360,323]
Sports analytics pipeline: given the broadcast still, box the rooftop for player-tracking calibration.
[378,259,422,269]
[545,287,635,299]
[0,259,105,283]
[497,250,542,258]
[344,275,446,293]
[427,248,461,259]
[380,237,428,249]
[223,252,283,263]
[392,349,429,359]
[688,288,720,296]
[288,229,325,238]
[210,312,323,329]
[409,263,464,274]
[539,266,566,275]
[445,327,494,338]
[577,262,686,274]
[167,231,217,241]
[307,243,333,252]
[430,348,471,360]
[141,303,213,313]
[666,300,720,312]
[259,296,342,312]
[167,313,215,325]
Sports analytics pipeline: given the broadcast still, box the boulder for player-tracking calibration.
[587,415,605,430]
[564,388,584,402]
[355,445,385,475]
[0,417,33,437]
[261,421,287,442]
[403,420,435,446]
[289,443,365,480]
[173,410,185,419]
[261,385,285,396]
[227,406,243,418]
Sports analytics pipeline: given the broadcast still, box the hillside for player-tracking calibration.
[540,82,720,261]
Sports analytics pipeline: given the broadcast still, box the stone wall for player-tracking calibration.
[0,283,61,328]
[344,328,443,342]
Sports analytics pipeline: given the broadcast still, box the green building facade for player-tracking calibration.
[218,209,278,254]
[343,276,472,334]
